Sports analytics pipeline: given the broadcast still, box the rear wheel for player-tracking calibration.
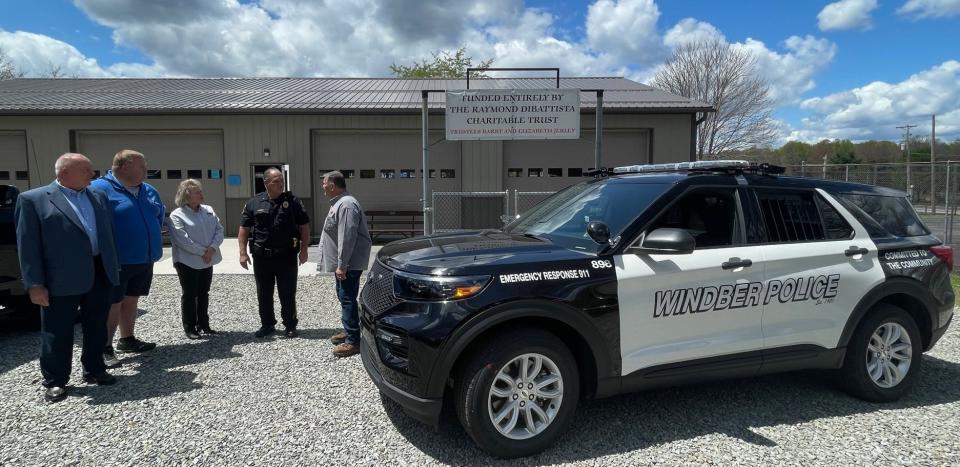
[841,303,922,402]
[455,328,579,458]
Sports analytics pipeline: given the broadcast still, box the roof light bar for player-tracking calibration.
[612,160,752,173]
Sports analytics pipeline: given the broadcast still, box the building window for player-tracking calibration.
[568,168,583,177]
[380,169,396,179]
[0,171,8,180]
[340,169,355,179]
[318,169,333,175]
[548,168,563,177]
[399,169,415,178]
[15,171,28,180]
[208,169,223,180]
[187,169,203,179]
[440,169,456,179]
[360,170,375,179]
[149,170,163,179]
[420,169,437,178]
[508,168,522,177]
[528,168,543,177]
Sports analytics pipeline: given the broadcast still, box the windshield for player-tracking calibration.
[505,180,668,250]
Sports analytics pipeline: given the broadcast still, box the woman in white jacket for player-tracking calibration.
[169,179,224,339]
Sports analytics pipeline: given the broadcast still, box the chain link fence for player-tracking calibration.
[432,191,509,232]
[515,191,555,218]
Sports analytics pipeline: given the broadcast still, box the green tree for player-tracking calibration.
[830,139,857,164]
[777,141,813,165]
[390,47,493,78]
[854,140,900,163]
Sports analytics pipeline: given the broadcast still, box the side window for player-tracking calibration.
[837,194,929,237]
[647,189,740,248]
[817,194,854,240]
[755,189,828,243]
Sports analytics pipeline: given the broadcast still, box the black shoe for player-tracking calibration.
[185,329,201,340]
[103,346,122,369]
[44,386,68,403]
[254,326,275,338]
[83,371,117,386]
[284,328,298,338]
[198,327,218,336]
[116,336,157,353]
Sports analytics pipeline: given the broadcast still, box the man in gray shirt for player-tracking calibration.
[318,171,372,357]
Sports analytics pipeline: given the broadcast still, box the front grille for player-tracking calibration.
[361,261,401,316]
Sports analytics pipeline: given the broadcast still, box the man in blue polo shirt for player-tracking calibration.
[91,149,165,367]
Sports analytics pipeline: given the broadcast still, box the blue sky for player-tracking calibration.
[1,0,959,145]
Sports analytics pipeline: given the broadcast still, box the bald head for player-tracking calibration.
[263,167,285,199]
[55,153,95,191]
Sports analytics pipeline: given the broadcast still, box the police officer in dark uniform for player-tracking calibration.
[238,167,310,338]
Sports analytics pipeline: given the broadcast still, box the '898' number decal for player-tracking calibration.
[591,259,613,269]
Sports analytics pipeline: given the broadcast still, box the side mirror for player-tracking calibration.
[586,221,610,245]
[634,228,695,254]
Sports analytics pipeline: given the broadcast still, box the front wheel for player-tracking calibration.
[841,303,922,402]
[455,328,580,458]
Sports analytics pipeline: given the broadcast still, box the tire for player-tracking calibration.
[840,303,922,402]
[455,328,580,458]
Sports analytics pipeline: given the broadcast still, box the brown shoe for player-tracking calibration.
[330,331,347,345]
[332,342,359,358]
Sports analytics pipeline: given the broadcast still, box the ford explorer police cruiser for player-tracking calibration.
[359,160,954,458]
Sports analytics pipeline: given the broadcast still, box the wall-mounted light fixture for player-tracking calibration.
[263,148,271,158]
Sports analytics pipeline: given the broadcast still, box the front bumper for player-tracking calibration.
[361,327,442,427]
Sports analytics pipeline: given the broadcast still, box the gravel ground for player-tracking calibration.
[2,275,960,466]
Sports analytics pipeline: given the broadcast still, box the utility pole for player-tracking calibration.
[897,123,917,196]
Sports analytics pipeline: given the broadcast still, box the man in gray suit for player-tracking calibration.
[15,153,121,403]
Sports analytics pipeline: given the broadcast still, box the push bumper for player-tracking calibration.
[361,334,442,427]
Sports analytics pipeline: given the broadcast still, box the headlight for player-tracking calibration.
[393,270,491,301]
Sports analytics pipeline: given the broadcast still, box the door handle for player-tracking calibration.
[844,246,869,257]
[721,257,753,270]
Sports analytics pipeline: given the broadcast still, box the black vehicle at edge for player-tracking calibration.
[359,161,954,458]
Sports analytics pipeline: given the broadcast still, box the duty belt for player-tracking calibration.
[250,243,296,258]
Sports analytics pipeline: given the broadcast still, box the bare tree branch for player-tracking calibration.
[652,40,777,159]
[0,47,25,80]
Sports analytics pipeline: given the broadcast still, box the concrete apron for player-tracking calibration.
[154,240,382,276]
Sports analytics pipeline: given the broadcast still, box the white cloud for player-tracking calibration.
[817,0,878,31]
[793,60,960,141]
[898,0,960,18]
[585,0,663,65]
[0,29,164,77]
[663,18,725,48]
[732,35,837,105]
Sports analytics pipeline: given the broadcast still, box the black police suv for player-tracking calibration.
[360,161,954,458]
[0,184,30,318]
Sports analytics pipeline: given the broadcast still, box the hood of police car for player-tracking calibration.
[378,230,590,275]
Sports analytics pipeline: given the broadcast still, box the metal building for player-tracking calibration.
[0,77,710,236]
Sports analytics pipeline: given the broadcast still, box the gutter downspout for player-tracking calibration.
[691,112,708,162]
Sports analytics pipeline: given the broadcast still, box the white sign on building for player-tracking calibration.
[445,89,580,141]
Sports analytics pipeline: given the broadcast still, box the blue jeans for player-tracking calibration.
[336,270,363,345]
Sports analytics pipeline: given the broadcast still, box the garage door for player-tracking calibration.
[76,131,226,219]
[504,130,650,192]
[0,131,31,192]
[311,131,461,220]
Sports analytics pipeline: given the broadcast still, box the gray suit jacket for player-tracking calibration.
[15,181,120,296]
